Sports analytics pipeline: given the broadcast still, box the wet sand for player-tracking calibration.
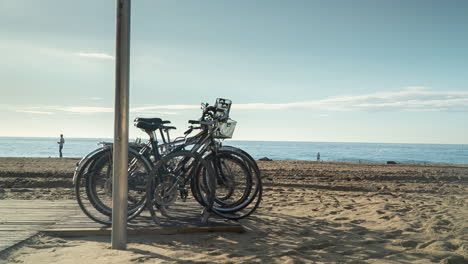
[0,158,467,263]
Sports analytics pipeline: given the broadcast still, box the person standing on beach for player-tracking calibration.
[317,152,320,161]
[57,134,65,158]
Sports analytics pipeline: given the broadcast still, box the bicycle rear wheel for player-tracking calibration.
[75,147,150,225]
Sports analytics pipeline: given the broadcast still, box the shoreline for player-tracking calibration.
[2,135,468,145]
[0,156,467,167]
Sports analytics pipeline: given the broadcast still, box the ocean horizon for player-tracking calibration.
[0,137,467,165]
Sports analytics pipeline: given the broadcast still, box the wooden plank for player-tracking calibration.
[0,205,77,209]
[43,225,244,237]
[0,222,58,225]
[0,227,43,231]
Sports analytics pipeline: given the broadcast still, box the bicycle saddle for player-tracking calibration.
[134,118,171,132]
[134,117,171,124]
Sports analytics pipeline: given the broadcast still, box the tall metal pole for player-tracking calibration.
[112,0,131,250]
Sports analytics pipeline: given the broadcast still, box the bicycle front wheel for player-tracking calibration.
[82,148,151,223]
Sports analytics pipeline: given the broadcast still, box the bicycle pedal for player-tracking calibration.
[148,207,160,225]
[159,206,171,218]
[180,189,188,201]
[151,214,160,225]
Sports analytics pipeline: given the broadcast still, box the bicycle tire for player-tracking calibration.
[192,148,262,220]
[74,147,151,225]
[195,152,252,208]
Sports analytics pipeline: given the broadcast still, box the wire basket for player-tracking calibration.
[214,119,237,139]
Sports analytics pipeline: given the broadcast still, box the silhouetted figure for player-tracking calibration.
[57,134,65,158]
[317,152,320,161]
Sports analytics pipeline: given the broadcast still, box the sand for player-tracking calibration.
[0,158,467,263]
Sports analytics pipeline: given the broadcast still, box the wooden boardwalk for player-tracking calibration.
[0,200,243,254]
[0,200,77,253]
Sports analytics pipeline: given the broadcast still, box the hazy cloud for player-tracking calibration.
[57,106,113,113]
[45,106,185,114]
[131,110,179,116]
[235,87,468,112]
[74,52,115,60]
[15,110,54,115]
[10,87,468,115]
[131,105,199,112]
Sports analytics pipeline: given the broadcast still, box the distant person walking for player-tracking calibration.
[317,152,320,161]
[57,134,65,158]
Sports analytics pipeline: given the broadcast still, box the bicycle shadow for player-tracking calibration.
[118,210,433,263]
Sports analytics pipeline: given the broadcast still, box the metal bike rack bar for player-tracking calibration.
[112,0,131,250]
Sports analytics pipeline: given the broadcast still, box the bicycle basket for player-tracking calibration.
[214,119,237,139]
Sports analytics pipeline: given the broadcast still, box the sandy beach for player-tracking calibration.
[0,157,467,264]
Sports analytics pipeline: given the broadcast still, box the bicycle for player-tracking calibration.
[74,98,262,225]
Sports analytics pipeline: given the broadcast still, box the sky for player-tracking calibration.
[0,0,467,144]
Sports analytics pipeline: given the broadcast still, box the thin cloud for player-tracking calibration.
[10,87,468,115]
[51,106,187,114]
[236,87,468,112]
[15,110,54,115]
[132,110,179,115]
[79,97,103,101]
[131,105,199,112]
[75,52,115,60]
[129,88,468,112]
[57,106,113,113]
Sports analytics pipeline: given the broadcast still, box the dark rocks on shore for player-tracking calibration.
[259,157,273,161]
[387,161,397,164]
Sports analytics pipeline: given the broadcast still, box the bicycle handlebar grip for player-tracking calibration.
[188,120,200,124]
[184,127,193,135]
[200,120,216,126]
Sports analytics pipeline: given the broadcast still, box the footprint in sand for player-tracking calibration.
[425,219,454,234]
[418,240,460,252]
[398,240,419,248]
[379,215,395,220]
[334,217,350,221]
[207,250,223,256]
[350,219,365,224]
[394,206,411,213]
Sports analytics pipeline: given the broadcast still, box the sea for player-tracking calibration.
[0,137,467,165]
